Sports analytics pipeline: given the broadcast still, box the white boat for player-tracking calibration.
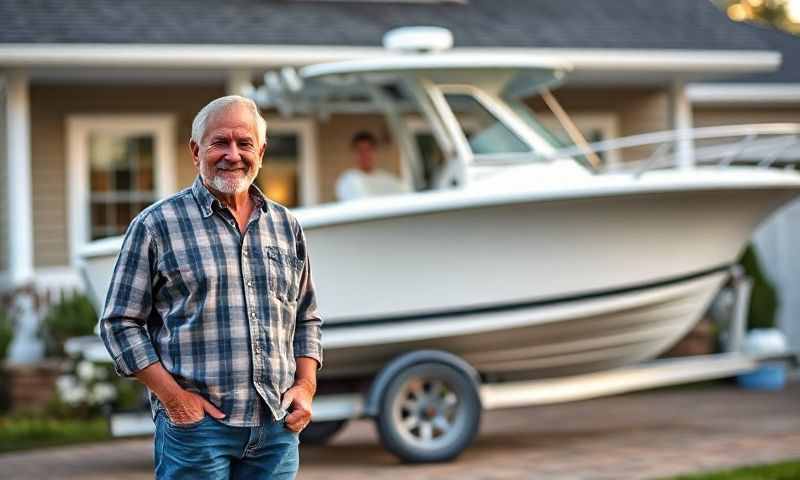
[81,30,800,383]
[300,172,798,381]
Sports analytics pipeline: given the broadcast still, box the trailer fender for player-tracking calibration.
[364,349,482,417]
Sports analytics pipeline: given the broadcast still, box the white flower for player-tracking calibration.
[56,374,78,394]
[89,382,118,405]
[56,375,89,406]
[76,360,96,382]
[61,384,89,406]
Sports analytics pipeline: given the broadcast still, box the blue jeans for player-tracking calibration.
[153,409,299,479]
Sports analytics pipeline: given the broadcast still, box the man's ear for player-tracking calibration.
[259,139,267,160]
[190,140,200,170]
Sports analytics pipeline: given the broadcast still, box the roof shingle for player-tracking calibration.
[0,0,773,50]
[725,23,800,83]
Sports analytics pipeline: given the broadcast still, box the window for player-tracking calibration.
[257,119,318,208]
[88,134,156,240]
[257,133,298,207]
[67,115,176,262]
[443,93,531,156]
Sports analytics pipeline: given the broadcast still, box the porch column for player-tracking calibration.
[671,79,695,169]
[5,70,34,285]
[4,70,43,364]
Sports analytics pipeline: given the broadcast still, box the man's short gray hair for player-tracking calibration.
[191,95,268,146]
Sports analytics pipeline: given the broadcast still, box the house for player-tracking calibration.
[1,0,798,361]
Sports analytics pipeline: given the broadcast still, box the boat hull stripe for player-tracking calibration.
[324,264,732,329]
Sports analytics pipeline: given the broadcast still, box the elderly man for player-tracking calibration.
[99,95,322,479]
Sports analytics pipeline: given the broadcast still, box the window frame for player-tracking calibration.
[262,117,319,207]
[408,106,621,170]
[434,84,559,164]
[66,114,176,264]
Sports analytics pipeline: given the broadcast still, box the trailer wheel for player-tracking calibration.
[299,420,347,445]
[376,362,481,463]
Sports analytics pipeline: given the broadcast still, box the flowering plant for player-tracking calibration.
[53,342,146,418]
[56,359,116,408]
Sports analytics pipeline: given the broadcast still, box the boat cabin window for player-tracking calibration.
[443,93,531,156]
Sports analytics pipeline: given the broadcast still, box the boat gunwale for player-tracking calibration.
[294,170,800,229]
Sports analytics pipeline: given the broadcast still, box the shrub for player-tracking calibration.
[739,244,778,330]
[0,308,12,360]
[40,291,98,357]
[0,310,11,414]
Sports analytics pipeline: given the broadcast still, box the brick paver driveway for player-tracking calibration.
[1,381,798,480]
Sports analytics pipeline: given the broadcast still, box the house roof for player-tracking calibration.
[727,24,800,83]
[688,24,800,103]
[0,0,773,51]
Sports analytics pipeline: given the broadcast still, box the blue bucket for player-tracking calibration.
[737,363,787,391]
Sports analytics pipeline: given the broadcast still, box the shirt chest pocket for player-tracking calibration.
[265,246,303,302]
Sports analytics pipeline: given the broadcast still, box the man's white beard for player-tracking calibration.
[208,172,252,194]
[202,161,259,195]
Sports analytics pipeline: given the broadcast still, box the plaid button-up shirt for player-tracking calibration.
[99,176,323,426]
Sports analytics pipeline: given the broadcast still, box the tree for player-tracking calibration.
[714,0,800,34]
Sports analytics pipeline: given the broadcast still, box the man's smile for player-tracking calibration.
[215,160,250,173]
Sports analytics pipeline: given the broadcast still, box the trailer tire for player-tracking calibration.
[299,420,348,445]
[376,361,481,463]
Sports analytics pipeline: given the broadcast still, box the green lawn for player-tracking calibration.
[663,460,800,480]
[0,416,111,453]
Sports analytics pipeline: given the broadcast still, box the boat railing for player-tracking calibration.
[554,123,800,175]
[471,123,800,175]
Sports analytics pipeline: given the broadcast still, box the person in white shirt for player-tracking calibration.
[335,131,409,201]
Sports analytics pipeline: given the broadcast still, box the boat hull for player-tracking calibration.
[321,271,726,378]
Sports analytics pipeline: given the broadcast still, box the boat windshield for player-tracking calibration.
[505,98,570,150]
[442,93,532,157]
